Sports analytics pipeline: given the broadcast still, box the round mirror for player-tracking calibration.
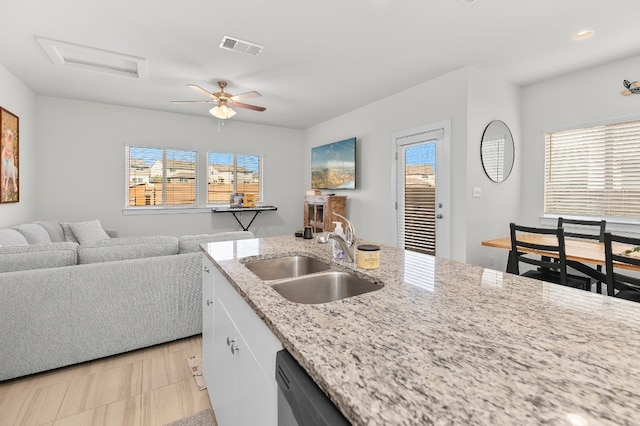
[480,120,514,183]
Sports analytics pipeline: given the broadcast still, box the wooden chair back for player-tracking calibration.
[557,217,606,242]
[557,217,606,292]
[603,231,640,301]
[509,223,571,285]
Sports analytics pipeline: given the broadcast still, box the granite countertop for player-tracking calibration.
[202,235,640,426]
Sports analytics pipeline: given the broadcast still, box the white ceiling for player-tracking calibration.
[1,0,639,130]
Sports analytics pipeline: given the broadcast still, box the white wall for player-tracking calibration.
[304,67,521,264]
[520,54,640,229]
[304,68,470,259]
[15,53,633,266]
[35,97,305,237]
[466,67,521,269]
[0,65,37,227]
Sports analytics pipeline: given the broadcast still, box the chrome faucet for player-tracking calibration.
[316,212,356,262]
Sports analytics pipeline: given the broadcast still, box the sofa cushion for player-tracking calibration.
[178,231,255,254]
[77,235,179,264]
[69,220,110,244]
[13,223,53,244]
[38,220,65,242]
[60,222,79,243]
[0,229,29,247]
[0,242,79,272]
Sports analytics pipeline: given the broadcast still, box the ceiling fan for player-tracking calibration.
[172,81,266,119]
[621,79,640,96]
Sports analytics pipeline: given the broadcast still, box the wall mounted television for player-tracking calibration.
[311,137,356,190]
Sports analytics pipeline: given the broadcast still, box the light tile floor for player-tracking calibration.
[0,335,211,426]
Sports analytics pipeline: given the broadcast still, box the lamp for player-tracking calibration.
[209,104,236,119]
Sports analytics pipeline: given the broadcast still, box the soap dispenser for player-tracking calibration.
[332,221,345,260]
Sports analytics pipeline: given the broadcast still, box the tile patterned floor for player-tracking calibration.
[0,335,211,426]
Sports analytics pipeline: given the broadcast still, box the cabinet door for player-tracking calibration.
[201,256,215,389]
[211,298,237,426]
[236,346,278,426]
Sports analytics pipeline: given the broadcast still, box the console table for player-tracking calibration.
[212,205,277,231]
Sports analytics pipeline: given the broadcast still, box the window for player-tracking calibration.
[207,153,262,204]
[544,119,640,219]
[126,146,197,207]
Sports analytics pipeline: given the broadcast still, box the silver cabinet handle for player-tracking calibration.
[226,337,235,346]
[230,344,240,355]
[202,266,210,273]
[436,214,443,219]
[206,299,213,306]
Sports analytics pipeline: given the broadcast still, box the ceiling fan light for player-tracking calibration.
[572,30,594,41]
[209,105,236,119]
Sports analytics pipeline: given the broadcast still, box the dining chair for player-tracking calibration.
[508,223,592,290]
[603,231,640,303]
[557,217,607,293]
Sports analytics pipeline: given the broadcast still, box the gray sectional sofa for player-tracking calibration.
[0,219,253,381]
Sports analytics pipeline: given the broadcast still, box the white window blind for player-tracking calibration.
[400,140,437,255]
[207,152,262,204]
[126,146,197,207]
[544,119,640,219]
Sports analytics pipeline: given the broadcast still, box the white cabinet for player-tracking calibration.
[201,256,215,389]
[202,255,282,426]
[211,298,237,425]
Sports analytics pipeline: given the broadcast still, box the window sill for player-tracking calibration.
[540,214,640,235]
[122,207,212,216]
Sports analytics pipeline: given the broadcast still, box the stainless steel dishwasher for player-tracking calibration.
[275,349,350,426]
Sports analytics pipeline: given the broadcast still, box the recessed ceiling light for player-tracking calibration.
[572,30,594,41]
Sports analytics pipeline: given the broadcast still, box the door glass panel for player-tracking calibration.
[403,142,436,255]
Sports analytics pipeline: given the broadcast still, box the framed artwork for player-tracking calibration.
[1,107,19,203]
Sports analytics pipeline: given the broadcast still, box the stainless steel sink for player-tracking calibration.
[244,255,332,281]
[270,271,383,304]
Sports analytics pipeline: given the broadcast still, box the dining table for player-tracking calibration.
[481,234,640,282]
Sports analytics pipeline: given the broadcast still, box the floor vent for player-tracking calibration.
[36,36,148,79]
[219,36,263,55]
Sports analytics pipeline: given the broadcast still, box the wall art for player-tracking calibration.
[1,107,19,203]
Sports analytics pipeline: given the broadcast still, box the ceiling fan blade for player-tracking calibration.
[188,84,216,99]
[621,90,632,96]
[231,91,261,101]
[171,100,215,103]
[233,102,266,112]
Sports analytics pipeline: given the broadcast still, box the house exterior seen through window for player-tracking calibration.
[208,153,262,204]
[125,147,263,209]
[126,146,197,207]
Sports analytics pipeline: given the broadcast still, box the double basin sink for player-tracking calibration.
[243,255,382,304]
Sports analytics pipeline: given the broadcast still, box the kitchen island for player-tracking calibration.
[202,235,640,426]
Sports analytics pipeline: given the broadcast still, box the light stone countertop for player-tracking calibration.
[202,235,640,426]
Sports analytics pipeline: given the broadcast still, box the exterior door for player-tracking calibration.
[392,122,450,258]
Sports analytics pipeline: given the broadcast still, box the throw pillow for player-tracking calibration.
[60,222,79,243]
[69,220,110,244]
[13,223,53,244]
[0,228,29,246]
[38,219,65,242]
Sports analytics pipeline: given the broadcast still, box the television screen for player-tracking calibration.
[311,137,356,190]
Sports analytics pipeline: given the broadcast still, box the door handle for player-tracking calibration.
[436,214,443,219]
